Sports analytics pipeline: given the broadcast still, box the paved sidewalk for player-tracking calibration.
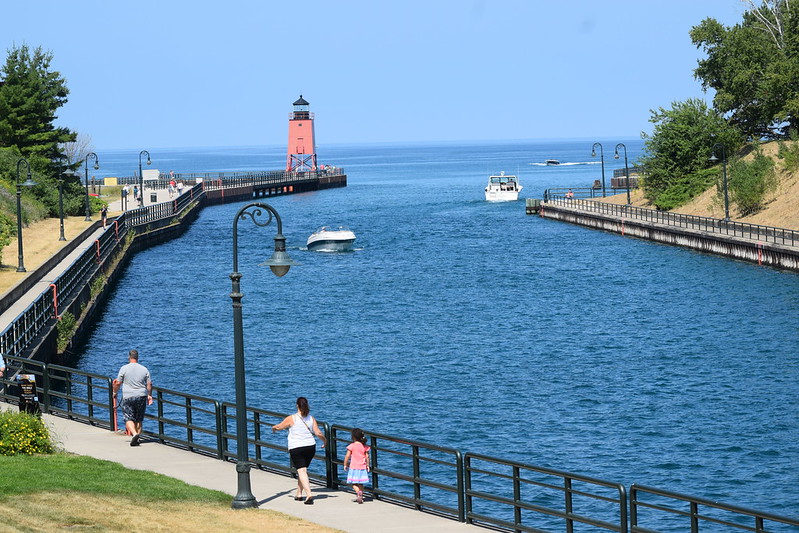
[35,410,473,533]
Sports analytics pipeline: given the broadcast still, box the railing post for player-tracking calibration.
[214,401,224,460]
[66,372,73,418]
[42,364,51,414]
[690,501,699,533]
[186,396,194,452]
[157,389,165,443]
[464,455,473,525]
[565,476,574,533]
[370,434,380,500]
[413,444,421,510]
[324,422,334,489]
[253,411,261,462]
[455,450,465,523]
[108,377,116,430]
[87,375,94,421]
[514,465,522,529]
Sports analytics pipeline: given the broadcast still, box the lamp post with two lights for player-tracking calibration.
[15,158,37,272]
[614,143,631,205]
[229,202,300,509]
[84,152,99,221]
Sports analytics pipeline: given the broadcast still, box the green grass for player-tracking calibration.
[0,454,231,503]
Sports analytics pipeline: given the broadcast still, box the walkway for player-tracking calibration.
[0,184,476,532]
[0,405,473,533]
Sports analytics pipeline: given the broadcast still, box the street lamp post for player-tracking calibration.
[56,161,67,241]
[84,152,99,221]
[591,142,607,197]
[614,143,631,205]
[139,150,151,208]
[230,202,299,509]
[15,158,37,273]
[709,144,730,220]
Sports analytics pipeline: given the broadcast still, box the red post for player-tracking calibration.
[95,240,101,264]
[49,283,58,319]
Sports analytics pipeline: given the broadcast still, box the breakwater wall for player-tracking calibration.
[2,171,347,365]
[539,199,799,271]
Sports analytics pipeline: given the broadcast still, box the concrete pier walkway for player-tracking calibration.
[35,410,473,533]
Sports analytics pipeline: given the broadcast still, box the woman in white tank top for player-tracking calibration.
[272,396,327,504]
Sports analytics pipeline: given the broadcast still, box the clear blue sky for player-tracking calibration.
[3,0,746,150]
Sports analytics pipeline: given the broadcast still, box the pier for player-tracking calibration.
[536,195,799,271]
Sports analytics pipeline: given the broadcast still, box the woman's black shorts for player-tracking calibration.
[289,444,316,469]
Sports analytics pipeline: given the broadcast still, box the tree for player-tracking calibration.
[640,98,742,210]
[690,1,799,138]
[0,44,75,171]
[60,133,94,168]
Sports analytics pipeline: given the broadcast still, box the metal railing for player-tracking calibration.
[542,196,799,247]
[544,187,633,201]
[2,357,798,532]
[465,453,628,532]
[112,168,345,187]
[630,484,799,532]
[219,402,331,487]
[330,424,465,521]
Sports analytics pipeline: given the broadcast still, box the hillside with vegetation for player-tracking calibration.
[631,1,798,224]
[602,140,799,230]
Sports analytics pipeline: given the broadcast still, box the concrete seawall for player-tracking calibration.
[539,202,799,271]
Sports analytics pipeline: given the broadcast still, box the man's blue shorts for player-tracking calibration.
[121,396,147,423]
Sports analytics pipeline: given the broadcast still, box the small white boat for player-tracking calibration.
[484,172,522,202]
[307,226,356,252]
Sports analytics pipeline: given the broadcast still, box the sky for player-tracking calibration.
[2,0,747,150]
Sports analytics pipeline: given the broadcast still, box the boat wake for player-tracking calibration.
[529,161,601,167]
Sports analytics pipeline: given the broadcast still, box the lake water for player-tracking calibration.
[74,139,799,521]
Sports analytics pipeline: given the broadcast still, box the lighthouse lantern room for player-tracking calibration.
[286,95,318,172]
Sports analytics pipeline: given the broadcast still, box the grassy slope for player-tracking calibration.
[600,141,799,231]
[0,454,340,533]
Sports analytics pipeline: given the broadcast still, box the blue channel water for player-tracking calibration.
[74,139,799,520]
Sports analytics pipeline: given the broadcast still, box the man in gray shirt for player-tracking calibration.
[112,349,153,446]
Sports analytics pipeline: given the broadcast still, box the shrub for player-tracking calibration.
[728,150,777,216]
[56,311,76,353]
[90,274,106,299]
[0,409,55,455]
[777,133,799,173]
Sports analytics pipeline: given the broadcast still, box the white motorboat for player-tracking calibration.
[307,226,356,252]
[484,172,523,201]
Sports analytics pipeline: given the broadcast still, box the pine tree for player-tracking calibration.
[0,44,76,169]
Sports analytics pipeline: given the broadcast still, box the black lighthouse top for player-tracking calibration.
[291,95,311,120]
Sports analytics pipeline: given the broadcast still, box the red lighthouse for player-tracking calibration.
[286,95,317,172]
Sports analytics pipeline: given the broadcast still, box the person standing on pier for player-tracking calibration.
[272,397,327,505]
[343,428,371,504]
[112,349,153,446]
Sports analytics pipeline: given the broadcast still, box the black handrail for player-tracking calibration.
[630,484,799,532]
[2,356,798,532]
[465,452,628,532]
[542,195,799,247]
[331,424,465,522]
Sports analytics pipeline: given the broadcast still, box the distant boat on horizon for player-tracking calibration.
[545,159,560,166]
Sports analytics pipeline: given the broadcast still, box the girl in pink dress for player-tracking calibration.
[343,428,371,504]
